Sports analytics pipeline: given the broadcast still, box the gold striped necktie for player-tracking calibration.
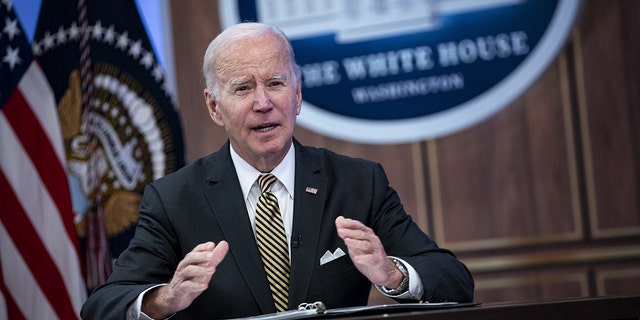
[255,173,290,312]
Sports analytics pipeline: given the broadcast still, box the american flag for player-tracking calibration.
[0,2,86,319]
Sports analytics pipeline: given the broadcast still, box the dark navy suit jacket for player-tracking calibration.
[81,139,473,319]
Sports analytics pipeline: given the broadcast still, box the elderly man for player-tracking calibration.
[81,22,473,319]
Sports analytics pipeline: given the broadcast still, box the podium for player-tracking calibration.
[240,295,638,319]
[339,295,640,320]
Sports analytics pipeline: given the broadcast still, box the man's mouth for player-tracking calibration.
[255,124,277,132]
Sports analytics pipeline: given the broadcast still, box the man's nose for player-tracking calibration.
[253,86,272,111]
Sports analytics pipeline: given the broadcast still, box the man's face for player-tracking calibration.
[205,35,302,169]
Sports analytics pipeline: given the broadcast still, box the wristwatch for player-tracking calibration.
[377,257,410,296]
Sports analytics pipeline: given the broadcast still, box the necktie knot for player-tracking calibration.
[258,173,277,193]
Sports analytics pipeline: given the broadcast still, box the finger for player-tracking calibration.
[342,233,385,257]
[338,228,371,241]
[336,216,363,229]
[337,224,373,241]
[180,242,229,285]
[192,241,216,253]
[188,242,216,262]
[210,241,229,266]
[178,263,215,280]
[186,241,229,271]
[177,242,218,271]
[336,216,371,233]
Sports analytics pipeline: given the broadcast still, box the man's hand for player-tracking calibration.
[335,216,403,289]
[142,241,229,319]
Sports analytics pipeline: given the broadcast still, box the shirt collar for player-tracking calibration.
[230,143,296,200]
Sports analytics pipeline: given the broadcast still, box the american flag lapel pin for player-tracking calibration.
[305,187,318,194]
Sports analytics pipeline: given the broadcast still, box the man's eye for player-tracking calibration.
[236,86,250,92]
[269,81,284,87]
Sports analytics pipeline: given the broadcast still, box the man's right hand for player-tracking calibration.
[141,241,229,319]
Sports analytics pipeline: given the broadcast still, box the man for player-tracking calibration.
[81,22,474,319]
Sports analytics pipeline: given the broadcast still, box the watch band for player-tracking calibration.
[376,257,410,296]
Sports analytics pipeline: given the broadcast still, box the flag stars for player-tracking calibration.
[103,25,115,44]
[152,65,163,82]
[115,31,129,51]
[91,20,104,41]
[128,39,142,58]
[55,26,67,45]
[42,31,55,50]
[3,16,20,40]
[31,22,170,88]
[140,51,154,69]
[3,45,22,70]
[68,22,80,41]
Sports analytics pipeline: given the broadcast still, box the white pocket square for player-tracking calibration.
[320,248,346,265]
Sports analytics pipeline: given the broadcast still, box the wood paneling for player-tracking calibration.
[169,1,226,162]
[575,0,640,239]
[170,0,640,305]
[595,262,640,296]
[428,53,582,251]
[473,269,589,303]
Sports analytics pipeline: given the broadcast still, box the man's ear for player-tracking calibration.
[295,85,302,115]
[204,89,224,126]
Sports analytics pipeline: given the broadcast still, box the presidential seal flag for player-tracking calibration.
[0,2,86,319]
[33,0,185,291]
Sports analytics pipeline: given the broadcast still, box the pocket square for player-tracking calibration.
[320,248,346,265]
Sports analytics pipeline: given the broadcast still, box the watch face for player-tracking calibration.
[220,1,582,143]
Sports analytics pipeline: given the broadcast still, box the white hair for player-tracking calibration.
[202,22,301,99]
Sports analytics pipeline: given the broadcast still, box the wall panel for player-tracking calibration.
[428,54,582,251]
[595,262,640,296]
[575,0,640,239]
[473,269,589,303]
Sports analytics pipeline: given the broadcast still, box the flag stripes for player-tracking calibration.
[0,69,86,314]
[0,222,51,320]
[0,256,24,320]
[0,174,77,318]
[1,5,86,317]
[1,86,78,245]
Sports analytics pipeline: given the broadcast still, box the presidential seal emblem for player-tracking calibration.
[32,0,185,266]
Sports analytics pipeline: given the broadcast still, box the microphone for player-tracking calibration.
[292,235,302,248]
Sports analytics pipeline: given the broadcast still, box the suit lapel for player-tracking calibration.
[203,142,275,314]
[288,141,327,308]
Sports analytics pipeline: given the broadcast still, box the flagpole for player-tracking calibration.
[77,0,112,292]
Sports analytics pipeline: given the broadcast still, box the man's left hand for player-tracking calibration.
[335,216,403,289]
